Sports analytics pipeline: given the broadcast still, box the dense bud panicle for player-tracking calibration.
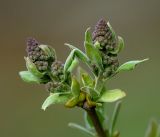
[92,19,117,52]
[51,61,64,81]
[92,19,119,78]
[45,81,69,93]
[26,37,55,72]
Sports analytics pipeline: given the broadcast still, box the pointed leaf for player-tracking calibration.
[19,71,44,84]
[110,101,122,136]
[84,41,103,71]
[81,73,93,87]
[64,47,90,77]
[24,57,44,78]
[71,76,80,97]
[68,123,96,137]
[145,119,159,137]
[68,58,79,72]
[98,89,126,103]
[42,92,71,110]
[117,58,149,73]
[65,97,79,108]
[107,22,116,40]
[85,28,93,44]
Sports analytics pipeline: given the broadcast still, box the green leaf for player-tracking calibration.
[42,92,71,110]
[65,96,79,108]
[84,41,103,71]
[19,71,44,84]
[107,22,116,40]
[94,41,101,49]
[85,28,93,44]
[96,106,105,126]
[64,47,90,78]
[68,58,79,72]
[39,44,56,58]
[145,119,160,137]
[81,73,93,87]
[24,57,44,78]
[110,36,124,54]
[117,58,149,73]
[84,111,94,130]
[68,123,96,137]
[110,101,122,136]
[71,76,80,97]
[98,89,126,103]
[81,86,99,100]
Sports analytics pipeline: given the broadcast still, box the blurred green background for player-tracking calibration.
[0,0,160,137]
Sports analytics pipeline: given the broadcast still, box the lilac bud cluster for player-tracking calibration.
[92,19,119,78]
[26,38,55,72]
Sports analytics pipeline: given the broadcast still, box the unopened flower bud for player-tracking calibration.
[92,19,119,78]
[26,38,56,73]
[92,19,117,52]
[45,81,69,93]
[51,61,64,81]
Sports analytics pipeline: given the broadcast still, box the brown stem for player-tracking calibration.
[83,104,107,137]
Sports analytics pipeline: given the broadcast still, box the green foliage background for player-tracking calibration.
[0,0,159,137]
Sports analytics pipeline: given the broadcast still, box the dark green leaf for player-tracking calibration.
[42,92,71,111]
[117,58,149,73]
[98,89,126,103]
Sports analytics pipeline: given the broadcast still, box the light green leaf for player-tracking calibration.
[85,28,93,44]
[98,89,126,103]
[94,41,101,49]
[110,36,124,54]
[68,123,96,137]
[84,41,103,71]
[81,73,93,87]
[24,57,44,78]
[39,44,56,58]
[110,101,122,136]
[19,71,43,84]
[64,47,90,78]
[71,76,80,97]
[117,58,149,73]
[42,92,71,110]
[145,119,160,137]
[68,58,79,72]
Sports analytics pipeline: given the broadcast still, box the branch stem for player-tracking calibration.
[85,107,107,137]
